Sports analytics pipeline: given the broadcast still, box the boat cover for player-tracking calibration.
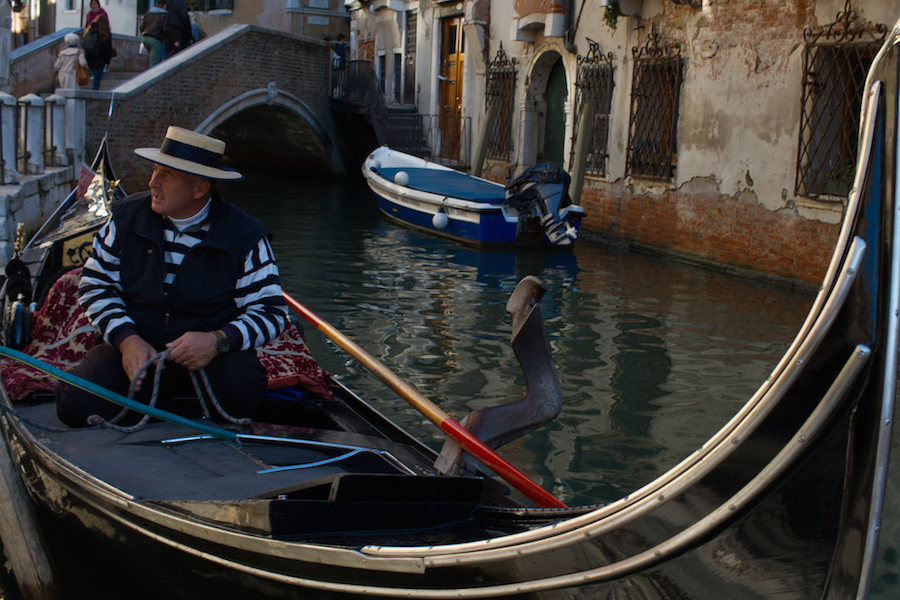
[375,168,507,203]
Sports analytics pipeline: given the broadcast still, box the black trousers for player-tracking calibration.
[55,343,268,428]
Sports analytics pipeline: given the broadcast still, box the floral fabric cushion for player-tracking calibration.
[0,269,332,401]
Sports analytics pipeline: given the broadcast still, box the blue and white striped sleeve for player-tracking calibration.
[226,237,288,350]
[77,217,137,345]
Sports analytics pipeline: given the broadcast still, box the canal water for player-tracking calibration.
[4,170,894,599]
[220,171,899,598]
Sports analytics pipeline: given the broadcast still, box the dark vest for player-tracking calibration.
[114,191,270,349]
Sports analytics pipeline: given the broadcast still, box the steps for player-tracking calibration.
[93,70,143,91]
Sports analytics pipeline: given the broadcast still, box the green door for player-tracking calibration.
[543,59,568,167]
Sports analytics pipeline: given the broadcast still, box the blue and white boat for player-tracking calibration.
[362,146,585,247]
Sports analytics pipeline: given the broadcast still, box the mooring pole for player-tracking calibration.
[0,421,59,600]
[568,102,594,205]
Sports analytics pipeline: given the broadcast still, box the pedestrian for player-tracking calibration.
[334,33,347,66]
[190,11,206,43]
[54,33,90,89]
[83,0,107,28]
[140,0,169,67]
[83,10,113,90]
[56,126,288,428]
[165,0,191,57]
[332,33,347,98]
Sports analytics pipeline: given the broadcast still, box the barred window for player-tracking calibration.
[191,0,234,10]
[484,43,517,162]
[569,39,615,176]
[796,1,886,199]
[625,33,682,182]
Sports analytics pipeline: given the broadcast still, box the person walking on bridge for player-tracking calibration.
[54,33,89,89]
[83,6,113,89]
[141,0,169,67]
[56,127,288,428]
[165,0,191,57]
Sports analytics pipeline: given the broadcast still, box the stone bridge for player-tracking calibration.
[58,24,349,192]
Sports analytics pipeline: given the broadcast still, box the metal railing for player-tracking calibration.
[335,59,472,168]
[569,39,615,177]
[625,32,682,182]
[795,1,886,199]
[382,113,471,167]
[485,43,516,162]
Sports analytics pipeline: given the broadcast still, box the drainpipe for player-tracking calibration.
[563,0,576,54]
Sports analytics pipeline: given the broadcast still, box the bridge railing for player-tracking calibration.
[335,59,471,168]
[0,91,80,186]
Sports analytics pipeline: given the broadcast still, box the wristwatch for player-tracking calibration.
[213,330,230,355]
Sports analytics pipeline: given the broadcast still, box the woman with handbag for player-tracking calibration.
[54,33,90,89]
[83,11,114,90]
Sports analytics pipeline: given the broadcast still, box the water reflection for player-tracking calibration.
[226,172,809,501]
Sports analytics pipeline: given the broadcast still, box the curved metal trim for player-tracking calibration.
[857,20,900,597]
[364,236,868,562]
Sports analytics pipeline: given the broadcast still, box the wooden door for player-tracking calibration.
[440,17,464,161]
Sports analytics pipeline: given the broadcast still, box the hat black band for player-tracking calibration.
[159,138,223,169]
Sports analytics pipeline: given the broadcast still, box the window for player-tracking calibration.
[569,38,615,176]
[796,3,886,199]
[378,54,386,95]
[625,33,682,182]
[484,43,517,162]
[393,53,402,103]
[192,0,235,11]
[404,10,417,105]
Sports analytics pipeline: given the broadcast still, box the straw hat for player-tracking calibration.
[134,126,243,181]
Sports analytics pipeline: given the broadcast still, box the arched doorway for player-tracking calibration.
[522,50,569,169]
[543,58,568,167]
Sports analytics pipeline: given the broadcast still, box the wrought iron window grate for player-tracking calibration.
[625,33,682,182]
[569,39,615,176]
[796,0,886,200]
[484,43,517,162]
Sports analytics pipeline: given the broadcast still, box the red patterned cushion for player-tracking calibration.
[0,269,332,401]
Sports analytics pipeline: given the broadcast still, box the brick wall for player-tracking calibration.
[81,28,334,192]
[579,178,838,285]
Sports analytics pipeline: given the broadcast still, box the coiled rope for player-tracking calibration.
[88,348,251,433]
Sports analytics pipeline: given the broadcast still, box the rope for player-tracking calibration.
[88,348,251,433]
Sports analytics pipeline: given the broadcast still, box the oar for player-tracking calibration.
[0,346,237,442]
[283,292,566,508]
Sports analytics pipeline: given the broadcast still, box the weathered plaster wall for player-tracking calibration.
[349,0,893,283]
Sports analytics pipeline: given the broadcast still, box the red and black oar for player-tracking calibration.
[283,291,566,509]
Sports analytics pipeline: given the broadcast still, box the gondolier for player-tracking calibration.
[56,126,288,427]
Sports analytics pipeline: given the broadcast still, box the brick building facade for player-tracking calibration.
[347,0,898,284]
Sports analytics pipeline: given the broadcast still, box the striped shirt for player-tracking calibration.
[79,208,287,351]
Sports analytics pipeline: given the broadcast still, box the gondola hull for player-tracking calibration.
[0,23,897,600]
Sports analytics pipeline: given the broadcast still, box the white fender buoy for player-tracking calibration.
[432,209,449,229]
[370,160,381,170]
[394,171,409,186]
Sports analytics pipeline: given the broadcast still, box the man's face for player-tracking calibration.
[148,165,209,219]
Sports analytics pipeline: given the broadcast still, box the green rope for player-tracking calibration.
[0,345,237,441]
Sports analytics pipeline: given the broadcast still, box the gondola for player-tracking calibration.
[362,146,586,247]
[0,22,896,600]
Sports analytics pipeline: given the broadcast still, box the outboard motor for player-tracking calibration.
[505,163,578,245]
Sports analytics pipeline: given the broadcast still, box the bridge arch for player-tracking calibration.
[197,84,346,177]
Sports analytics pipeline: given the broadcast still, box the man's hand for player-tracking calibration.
[119,334,158,392]
[165,331,218,372]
